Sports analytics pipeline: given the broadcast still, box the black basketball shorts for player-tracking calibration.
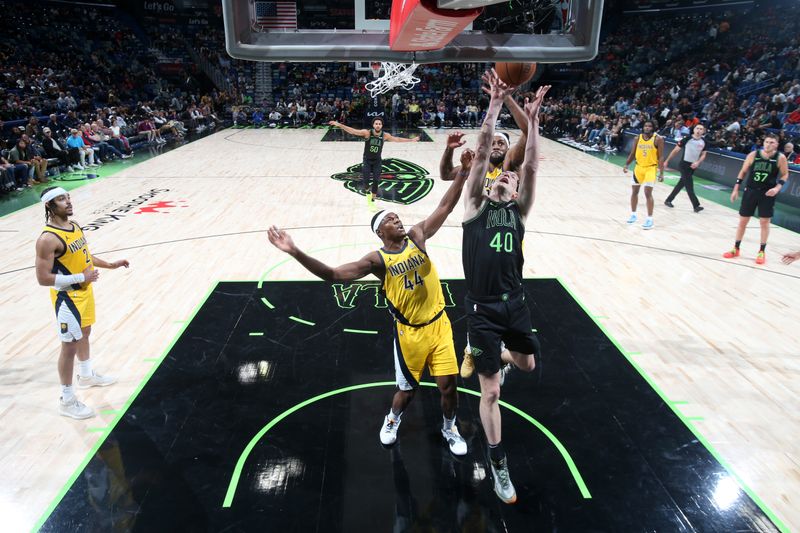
[739,187,776,218]
[464,289,540,376]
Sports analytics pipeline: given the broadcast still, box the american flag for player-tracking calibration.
[254,1,297,29]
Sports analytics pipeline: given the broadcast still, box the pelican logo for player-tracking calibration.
[470,347,483,358]
[330,158,433,205]
[133,200,189,214]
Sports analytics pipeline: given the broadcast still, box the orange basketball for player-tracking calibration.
[494,62,537,86]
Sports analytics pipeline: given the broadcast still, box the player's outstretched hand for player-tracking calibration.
[460,148,475,171]
[523,85,551,120]
[411,137,420,142]
[481,69,516,101]
[268,225,296,254]
[447,131,466,149]
[111,259,130,269]
[782,251,800,264]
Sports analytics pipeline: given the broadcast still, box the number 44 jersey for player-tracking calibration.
[462,201,525,298]
[378,237,445,326]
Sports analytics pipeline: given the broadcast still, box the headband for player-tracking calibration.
[371,210,389,234]
[41,187,68,204]
[494,132,510,146]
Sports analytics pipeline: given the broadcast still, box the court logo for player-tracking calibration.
[134,200,189,214]
[82,188,171,231]
[330,158,433,205]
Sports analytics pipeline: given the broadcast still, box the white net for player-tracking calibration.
[364,62,421,98]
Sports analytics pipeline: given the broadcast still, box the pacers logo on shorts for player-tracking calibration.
[60,323,68,333]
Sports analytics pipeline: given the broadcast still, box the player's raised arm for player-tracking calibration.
[412,149,474,243]
[267,225,381,281]
[502,95,528,171]
[517,85,551,220]
[439,131,467,181]
[328,120,369,138]
[464,70,516,215]
[384,133,420,142]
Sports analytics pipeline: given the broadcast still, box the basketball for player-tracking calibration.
[494,62,537,86]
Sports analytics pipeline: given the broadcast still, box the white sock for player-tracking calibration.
[78,359,92,378]
[646,216,653,222]
[389,409,402,422]
[631,212,637,217]
[443,415,455,431]
[61,384,75,401]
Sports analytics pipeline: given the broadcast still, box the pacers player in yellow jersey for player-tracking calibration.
[439,90,530,190]
[623,120,665,229]
[35,187,129,419]
[267,160,474,455]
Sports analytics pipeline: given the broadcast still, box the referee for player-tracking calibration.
[664,124,707,212]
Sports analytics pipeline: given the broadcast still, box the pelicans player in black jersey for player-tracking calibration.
[723,133,789,264]
[35,186,129,419]
[267,158,472,455]
[328,117,419,207]
[461,70,550,504]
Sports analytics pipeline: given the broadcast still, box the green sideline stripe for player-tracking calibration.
[555,277,788,533]
[32,282,219,533]
[260,297,275,309]
[221,381,591,508]
[249,332,264,336]
[288,316,315,326]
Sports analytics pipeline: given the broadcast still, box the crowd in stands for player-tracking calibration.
[538,5,800,163]
[5,1,800,198]
[1,2,231,197]
[223,4,800,165]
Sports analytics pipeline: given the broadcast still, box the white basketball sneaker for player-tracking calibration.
[490,456,517,504]
[59,397,95,419]
[76,371,117,389]
[380,415,401,445]
[441,425,467,456]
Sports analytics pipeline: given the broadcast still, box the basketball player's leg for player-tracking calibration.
[370,159,382,201]
[755,194,776,263]
[73,292,116,388]
[501,293,540,373]
[381,322,425,445]
[428,314,468,454]
[643,183,654,216]
[55,299,95,419]
[628,180,641,223]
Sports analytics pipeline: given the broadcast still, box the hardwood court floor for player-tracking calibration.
[0,128,798,531]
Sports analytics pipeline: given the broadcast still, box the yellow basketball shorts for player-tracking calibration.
[392,311,458,390]
[51,285,96,342]
[632,164,657,186]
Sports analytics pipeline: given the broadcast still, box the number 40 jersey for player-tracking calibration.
[462,200,525,298]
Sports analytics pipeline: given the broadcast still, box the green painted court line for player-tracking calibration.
[260,297,275,310]
[143,358,159,362]
[86,427,110,433]
[32,281,219,533]
[670,401,690,406]
[531,328,538,332]
[173,320,186,324]
[100,409,120,415]
[627,352,642,356]
[288,316,315,326]
[222,380,591,508]
[249,332,264,336]
[591,315,608,319]
[684,416,705,421]
[343,328,378,335]
[555,277,789,533]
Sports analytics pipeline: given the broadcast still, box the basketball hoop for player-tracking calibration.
[365,62,420,98]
